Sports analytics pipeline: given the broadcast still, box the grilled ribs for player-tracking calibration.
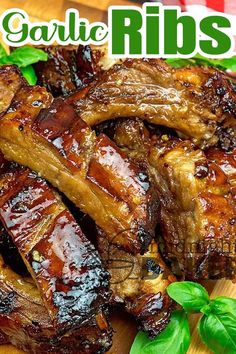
[0,65,26,115]
[206,147,236,190]
[0,153,112,349]
[97,229,175,338]
[34,45,120,97]
[34,45,100,97]
[70,59,236,148]
[112,119,236,280]
[0,253,112,354]
[0,66,158,254]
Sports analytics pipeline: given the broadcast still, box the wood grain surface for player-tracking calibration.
[0,1,235,354]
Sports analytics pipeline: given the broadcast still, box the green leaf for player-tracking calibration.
[0,44,48,86]
[210,297,236,316]
[7,46,48,68]
[130,331,149,354]
[20,65,37,85]
[199,312,236,354]
[217,57,236,72]
[166,58,196,68]
[130,310,190,354]
[0,44,7,60]
[167,281,209,313]
[166,54,236,72]
[0,56,14,65]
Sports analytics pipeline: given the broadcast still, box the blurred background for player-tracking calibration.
[0,0,229,26]
[0,0,148,24]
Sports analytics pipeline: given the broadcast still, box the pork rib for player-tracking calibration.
[0,253,112,354]
[34,45,121,97]
[112,119,236,280]
[34,45,100,97]
[0,65,25,116]
[70,59,236,148]
[0,153,111,343]
[0,66,158,254]
[97,229,175,337]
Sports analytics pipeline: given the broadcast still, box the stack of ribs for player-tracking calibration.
[0,45,235,353]
[0,152,112,353]
[111,118,236,279]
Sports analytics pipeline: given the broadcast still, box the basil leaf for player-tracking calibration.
[130,310,190,354]
[166,58,195,68]
[167,54,236,72]
[217,57,236,72]
[0,44,7,60]
[130,331,149,354]
[0,44,48,86]
[8,46,48,68]
[0,56,14,65]
[194,54,236,71]
[193,54,225,68]
[20,65,37,85]
[167,281,209,313]
[199,312,236,354]
[210,297,236,315]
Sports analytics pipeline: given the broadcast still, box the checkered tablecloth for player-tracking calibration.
[150,0,236,14]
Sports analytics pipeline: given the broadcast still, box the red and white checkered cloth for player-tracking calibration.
[154,0,236,15]
[152,0,236,51]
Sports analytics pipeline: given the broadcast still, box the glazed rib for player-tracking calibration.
[0,153,111,342]
[34,45,121,97]
[0,65,25,116]
[206,147,236,190]
[0,253,112,354]
[34,45,100,97]
[0,66,158,254]
[97,229,175,338]
[70,59,236,148]
[112,119,236,280]
[150,138,236,279]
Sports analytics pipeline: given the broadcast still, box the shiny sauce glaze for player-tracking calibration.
[0,70,159,255]
[0,254,112,354]
[0,158,110,334]
[34,45,100,97]
[31,95,158,253]
[32,98,92,171]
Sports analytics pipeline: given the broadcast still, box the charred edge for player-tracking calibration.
[138,228,153,255]
[0,290,16,315]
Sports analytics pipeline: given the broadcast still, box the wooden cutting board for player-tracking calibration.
[0,1,235,353]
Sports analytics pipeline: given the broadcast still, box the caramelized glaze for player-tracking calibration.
[72,59,236,148]
[112,119,236,280]
[0,156,111,344]
[0,65,158,254]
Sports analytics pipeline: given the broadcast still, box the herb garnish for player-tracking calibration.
[0,44,47,85]
[166,54,236,72]
[131,282,236,354]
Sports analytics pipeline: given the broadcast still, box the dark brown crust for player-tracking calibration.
[150,138,236,280]
[70,59,236,148]
[0,330,8,345]
[0,65,26,116]
[34,45,101,97]
[97,229,175,338]
[206,147,236,187]
[112,119,236,280]
[0,154,111,344]
[0,66,159,254]
[0,254,112,354]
